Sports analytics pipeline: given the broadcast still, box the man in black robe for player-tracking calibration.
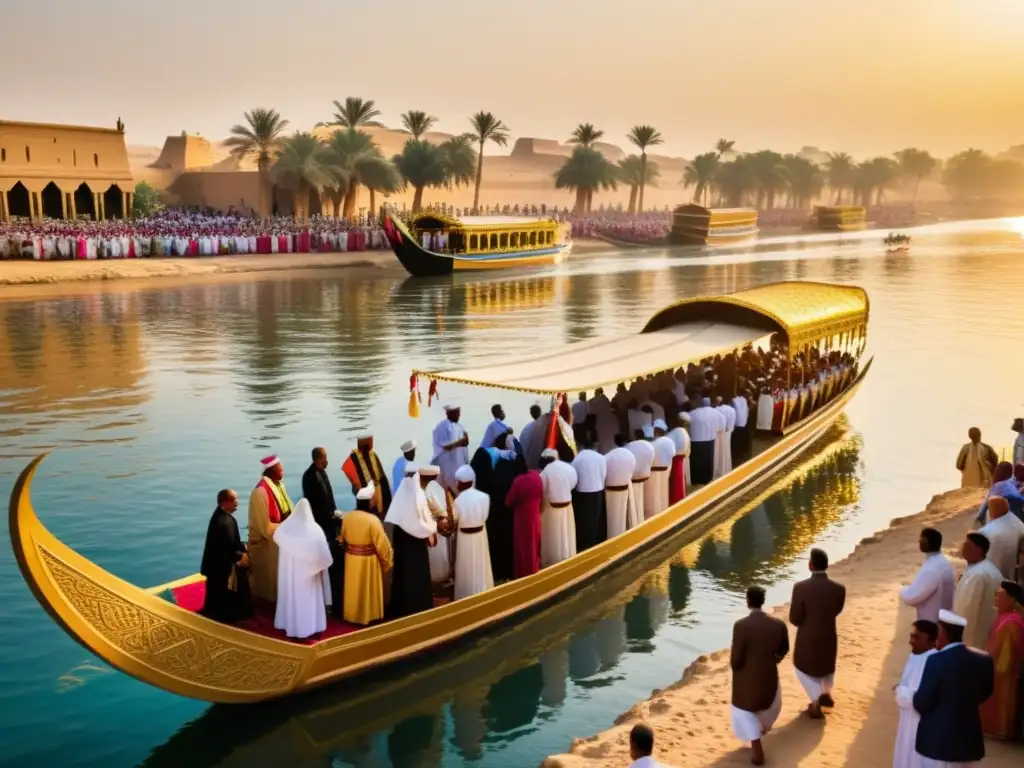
[200,489,252,623]
[385,466,437,619]
[302,446,343,616]
[471,433,527,582]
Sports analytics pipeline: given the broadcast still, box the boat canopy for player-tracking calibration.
[415,281,869,394]
[410,212,554,231]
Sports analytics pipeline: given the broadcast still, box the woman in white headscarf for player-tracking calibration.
[385,469,438,618]
[273,498,333,639]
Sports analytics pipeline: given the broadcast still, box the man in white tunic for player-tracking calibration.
[571,434,607,551]
[952,532,1001,649]
[540,448,578,566]
[650,419,676,518]
[688,398,718,485]
[604,435,637,538]
[977,495,1024,580]
[893,620,938,768]
[432,404,470,493]
[714,396,736,479]
[273,498,333,639]
[900,528,956,623]
[453,465,494,599]
[626,429,655,525]
[421,465,455,584]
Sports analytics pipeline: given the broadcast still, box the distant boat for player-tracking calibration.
[383,211,571,277]
[811,205,867,232]
[884,232,911,252]
[669,204,759,246]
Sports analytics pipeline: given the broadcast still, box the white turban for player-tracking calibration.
[455,465,476,484]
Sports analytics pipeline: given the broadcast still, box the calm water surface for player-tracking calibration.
[2,218,1024,767]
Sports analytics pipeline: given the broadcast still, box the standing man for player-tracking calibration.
[789,548,846,719]
[626,428,655,523]
[730,585,789,767]
[955,427,998,488]
[302,446,341,615]
[571,434,607,552]
[200,489,252,623]
[714,396,736,479]
[384,466,437,618]
[667,414,691,506]
[505,460,544,578]
[1013,417,1024,467]
[732,391,752,464]
[453,465,494,599]
[650,420,676,517]
[433,404,470,493]
[248,454,294,603]
[687,397,718,485]
[480,404,511,449]
[540,448,578,567]
[892,620,938,768]
[392,439,417,498]
[913,610,994,768]
[421,465,456,585]
[627,723,665,768]
[952,532,1002,649]
[900,528,956,623]
[338,483,393,626]
[519,404,544,469]
[978,496,1024,580]
[604,435,637,539]
[342,435,393,514]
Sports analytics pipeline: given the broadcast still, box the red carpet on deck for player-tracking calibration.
[169,581,361,644]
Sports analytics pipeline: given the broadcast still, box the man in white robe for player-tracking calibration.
[893,620,938,768]
[432,404,470,493]
[900,527,956,623]
[688,398,718,485]
[421,465,455,584]
[453,465,493,599]
[977,495,1024,580]
[953,532,1002,648]
[540,448,578,566]
[715,397,736,479]
[604,436,637,538]
[273,498,333,639]
[626,429,655,525]
[650,419,676,518]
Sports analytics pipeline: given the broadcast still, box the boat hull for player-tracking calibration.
[9,360,870,704]
[670,227,760,246]
[384,214,570,277]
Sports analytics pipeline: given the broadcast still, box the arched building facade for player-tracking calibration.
[0,120,135,222]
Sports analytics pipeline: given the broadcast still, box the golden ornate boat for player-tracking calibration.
[811,205,867,232]
[9,280,870,704]
[669,204,759,246]
[383,211,572,277]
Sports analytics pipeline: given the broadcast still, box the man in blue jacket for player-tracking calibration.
[912,609,994,767]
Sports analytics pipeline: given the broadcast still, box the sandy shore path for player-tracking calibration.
[543,487,1023,768]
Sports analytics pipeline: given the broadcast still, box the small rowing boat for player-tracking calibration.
[9,280,871,704]
[383,211,572,277]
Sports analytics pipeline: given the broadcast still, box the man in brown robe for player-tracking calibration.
[248,454,294,603]
[955,426,998,488]
[731,585,789,766]
[789,548,846,719]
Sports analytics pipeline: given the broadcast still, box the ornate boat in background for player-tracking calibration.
[811,205,867,232]
[669,204,759,246]
[382,211,572,277]
[9,281,871,704]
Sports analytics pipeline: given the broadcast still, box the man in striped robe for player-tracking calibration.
[342,435,393,515]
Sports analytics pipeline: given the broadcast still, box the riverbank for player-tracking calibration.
[0,240,613,299]
[543,487,1023,768]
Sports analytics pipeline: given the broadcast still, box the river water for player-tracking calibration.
[2,218,1023,768]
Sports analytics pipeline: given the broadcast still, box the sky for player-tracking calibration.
[2,0,1023,159]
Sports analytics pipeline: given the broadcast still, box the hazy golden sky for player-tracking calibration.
[3,0,1022,158]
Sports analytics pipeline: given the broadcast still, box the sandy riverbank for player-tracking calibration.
[0,240,613,299]
[543,487,1023,768]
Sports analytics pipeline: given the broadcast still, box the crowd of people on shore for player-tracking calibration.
[722,420,1024,768]
[197,342,859,642]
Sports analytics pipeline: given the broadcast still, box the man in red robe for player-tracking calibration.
[505,467,543,578]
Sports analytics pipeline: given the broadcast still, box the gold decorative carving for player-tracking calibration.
[37,548,301,693]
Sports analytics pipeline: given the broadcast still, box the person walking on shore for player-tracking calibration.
[789,548,845,719]
[956,427,998,488]
[913,610,994,768]
[730,585,789,766]
[901,528,955,623]
[893,619,938,768]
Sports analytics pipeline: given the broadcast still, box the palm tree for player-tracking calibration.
[824,152,856,204]
[401,110,437,140]
[749,150,789,209]
[714,156,756,207]
[271,132,335,221]
[554,147,618,214]
[328,97,384,129]
[360,160,402,219]
[682,152,720,206]
[324,128,398,219]
[715,139,736,158]
[942,148,991,199]
[781,154,824,209]
[438,134,477,191]
[393,139,450,212]
[617,155,659,213]
[223,108,289,219]
[569,123,605,148]
[469,112,510,212]
[627,125,663,212]
[864,156,899,204]
[893,148,937,200]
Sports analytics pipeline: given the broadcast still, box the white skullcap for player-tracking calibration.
[404,462,419,475]
[419,465,441,477]
[641,424,654,439]
[444,404,460,412]
[356,482,376,500]
[653,418,668,431]
[455,465,475,484]
[400,439,416,453]
[260,455,281,469]
[938,609,967,627]
[541,448,559,460]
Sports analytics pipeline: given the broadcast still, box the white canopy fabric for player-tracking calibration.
[418,321,769,394]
